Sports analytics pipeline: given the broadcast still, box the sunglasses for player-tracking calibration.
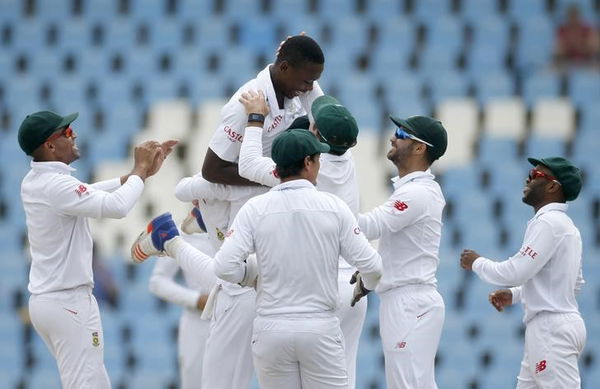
[394,127,433,147]
[528,168,561,185]
[46,126,74,142]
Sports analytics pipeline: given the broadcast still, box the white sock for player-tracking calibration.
[164,236,184,258]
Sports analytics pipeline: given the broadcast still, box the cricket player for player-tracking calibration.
[18,110,175,388]
[460,157,586,388]
[181,35,325,388]
[148,229,215,389]
[234,90,367,389]
[131,128,383,388]
[352,115,448,388]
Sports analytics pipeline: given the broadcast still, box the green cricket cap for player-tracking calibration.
[18,110,78,155]
[528,156,583,201]
[311,95,359,154]
[272,129,330,168]
[389,115,448,161]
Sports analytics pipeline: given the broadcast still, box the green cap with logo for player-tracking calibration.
[528,157,583,201]
[311,95,359,154]
[272,129,330,167]
[389,115,448,161]
[18,111,78,155]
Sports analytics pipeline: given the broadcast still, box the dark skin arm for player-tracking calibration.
[201,148,260,186]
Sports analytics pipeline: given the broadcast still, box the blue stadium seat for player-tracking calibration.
[477,136,520,167]
[507,0,548,23]
[470,15,511,52]
[318,0,356,18]
[12,19,45,51]
[426,15,464,53]
[524,136,567,158]
[237,18,278,54]
[475,70,514,104]
[82,0,119,20]
[514,16,554,72]
[197,17,231,52]
[522,71,561,106]
[59,18,89,52]
[376,16,416,59]
[467,43,506,78]
[152,19,184,51]
[568,70,600,107]
[271,0,310,18]
[365,0,403,18]
[278,15,323,43]
[419,44,459,78]
[461,0,499,22]
[370,45,412,79]
[429,70,469,105]
[412,0,452,20]
[329,16,369,54]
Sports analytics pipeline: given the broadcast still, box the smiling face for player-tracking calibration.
[387,133,418,165]
[45,126,80,164]
[277,61,323,99]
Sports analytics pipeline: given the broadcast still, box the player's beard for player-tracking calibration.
[522,181,544,207]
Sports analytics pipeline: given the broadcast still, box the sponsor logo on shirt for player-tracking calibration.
[224,125,243,143]
[75,184,88,197]
[535,360,546,373]
[225,229,234,238]
[92,332,100,347]
[353,227,361,235]
[266,115,283,133]
[395,341,407,349]
[216,228,225,241]
[393,200,408,212]
[519,245,538,260]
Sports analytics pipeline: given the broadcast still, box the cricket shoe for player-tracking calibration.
[180,206,207,234]
[131,212,180,263]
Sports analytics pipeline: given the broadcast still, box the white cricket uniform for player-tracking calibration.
[359,170,446,389]
[198,65,324,389]
[148,233,216,389]
[213,179,383,389]
[22,161,146,389]
[238,126,368,389]
[472,203,586,388]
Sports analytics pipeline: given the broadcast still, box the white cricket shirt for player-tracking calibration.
[208,65,323,164]
[21,161,144,294]
[213,179,382,317]
[149,232,216,312]
[473,203,584,323]
[359,170,445,294]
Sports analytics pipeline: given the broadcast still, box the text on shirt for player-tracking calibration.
[519,245,538,260]
[224,125,243,143]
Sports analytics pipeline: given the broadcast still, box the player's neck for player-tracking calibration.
[269,65,286,109]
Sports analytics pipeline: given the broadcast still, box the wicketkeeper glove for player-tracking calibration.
[349,270,371,307]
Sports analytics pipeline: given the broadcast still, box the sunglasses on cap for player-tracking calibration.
[394,127,433,147]
[528,168,561,185]
[46,126,74,142]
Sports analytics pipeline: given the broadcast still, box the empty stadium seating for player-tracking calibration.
[1,0,599,388]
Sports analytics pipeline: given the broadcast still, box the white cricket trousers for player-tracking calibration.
[517,311,586,388]
[201,289,256,388]
[29,286,110,389]
[379,284,445,389]
[336,267,367,389]
[252,315,348,389]
[178,310,210,389]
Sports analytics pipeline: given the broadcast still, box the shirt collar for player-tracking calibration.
[532,202,568,221]
[391,169,434,190]
[320,150,351,162]
[256,64,302,115]
[271,179,316,192]
[30,160,75,174]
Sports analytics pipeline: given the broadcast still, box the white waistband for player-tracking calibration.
[379,283,437,298]
[31,285,92,298]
